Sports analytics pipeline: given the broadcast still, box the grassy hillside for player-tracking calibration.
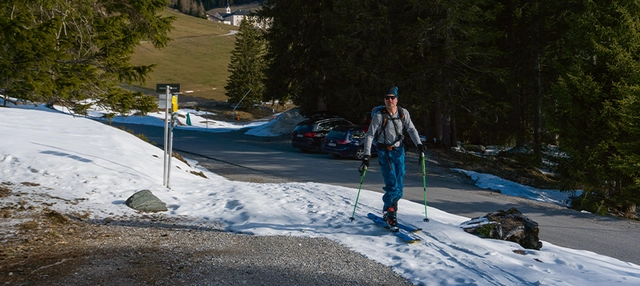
[129,9,238,101]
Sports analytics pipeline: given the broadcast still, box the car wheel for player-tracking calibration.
[300,148,310,153]
[332,154,341,158]
[354,147,365,160]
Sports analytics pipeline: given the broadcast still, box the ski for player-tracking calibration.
[366,213,422,233]
[367,213,421,244]
[397,220,422,233]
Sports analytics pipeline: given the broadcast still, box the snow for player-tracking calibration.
[1,101,639,285]
[453,169,582,208]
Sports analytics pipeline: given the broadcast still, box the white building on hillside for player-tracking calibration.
[206,3,255,26]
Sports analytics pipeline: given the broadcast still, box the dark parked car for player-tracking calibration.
[321,125,377,160]
[291,116,353,152]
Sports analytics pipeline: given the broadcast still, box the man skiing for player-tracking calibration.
[360,86,425,231]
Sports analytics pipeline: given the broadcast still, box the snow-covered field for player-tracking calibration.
[1,102,639,285]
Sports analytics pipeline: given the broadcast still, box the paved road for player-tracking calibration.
[111,122,640,265]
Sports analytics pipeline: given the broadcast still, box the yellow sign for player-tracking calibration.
[171,95,178,113]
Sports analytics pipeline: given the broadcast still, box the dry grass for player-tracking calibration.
[129,9,238,101]
[0,185,11,198]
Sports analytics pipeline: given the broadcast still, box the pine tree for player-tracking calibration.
[224,17,266,110]
[490,0,572,157]
[260,0,349,115]
[0,0,174,115]
[178,0,190,14]
[552,0,640,216]
[190,1,197,16]
[399,0,504,148]
[197,2,206,18]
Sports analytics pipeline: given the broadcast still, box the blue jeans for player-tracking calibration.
[377,147,405,211]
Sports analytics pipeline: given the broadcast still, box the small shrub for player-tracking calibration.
[474,224,496,237]
[190,170,207,178]
[0,185,11,197]
[135,133,154,145]
[571,192,610,216]
[20,182,39,187]
[45,210,70,224]
[117,126,155,145]
[19,220,39,231]
[172,152,189,166]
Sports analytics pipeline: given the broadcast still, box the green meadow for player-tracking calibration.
[130,9,238,101]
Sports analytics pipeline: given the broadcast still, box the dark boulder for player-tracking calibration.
[125,190,167,212]
[460,207,542,250]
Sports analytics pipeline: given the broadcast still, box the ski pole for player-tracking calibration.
[421,151,430,222]
[349,167,367,221]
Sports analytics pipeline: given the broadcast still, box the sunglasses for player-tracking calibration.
[384,96,396,100]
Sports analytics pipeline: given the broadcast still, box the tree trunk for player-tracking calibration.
[422,111,432,145]
[533,53,542,159]
[450,116,457,148]
[433,100,443,147]
[442,111,452,149]
[316,96,327,111]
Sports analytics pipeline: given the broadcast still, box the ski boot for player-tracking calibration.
[383,206,399,232]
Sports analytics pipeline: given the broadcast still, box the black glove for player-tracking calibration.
[359,155,370,175]
[417,145,426,166]
[417,144,426,154]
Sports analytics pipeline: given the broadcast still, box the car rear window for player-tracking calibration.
[293,124,312,133]
[350,130,365,139]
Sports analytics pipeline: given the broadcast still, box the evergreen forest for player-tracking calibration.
[238,0,640,217]
[1,0,638,217]
[1,0,174,118]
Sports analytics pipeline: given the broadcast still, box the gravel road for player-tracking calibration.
[0,171,416,286]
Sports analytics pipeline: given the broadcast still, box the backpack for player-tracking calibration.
[371,105,405,147]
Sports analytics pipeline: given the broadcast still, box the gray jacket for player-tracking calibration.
[363,107,421,156]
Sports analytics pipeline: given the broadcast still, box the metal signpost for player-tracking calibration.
[231,88,251,120]
[156,84,180,188]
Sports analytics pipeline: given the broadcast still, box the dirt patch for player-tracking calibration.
[0,196,412,286]
[0,184,11,198]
